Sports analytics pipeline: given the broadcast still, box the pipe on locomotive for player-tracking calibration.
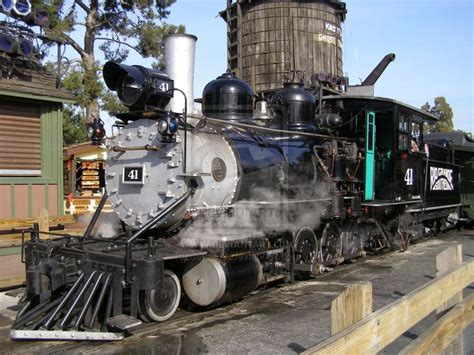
[164,34,197,115]
[164,34,198,175]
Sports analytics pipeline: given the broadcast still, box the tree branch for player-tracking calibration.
[59,31,87,58]
[75,0,90,13]
[96,37,142,55]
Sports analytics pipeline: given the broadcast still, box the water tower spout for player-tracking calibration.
[361,53,396,86]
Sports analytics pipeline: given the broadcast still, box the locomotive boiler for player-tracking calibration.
[10,34,465,341]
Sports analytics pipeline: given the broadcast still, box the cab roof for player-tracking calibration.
[322,95,439,122]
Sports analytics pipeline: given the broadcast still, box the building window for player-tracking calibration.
[0,98,41,176]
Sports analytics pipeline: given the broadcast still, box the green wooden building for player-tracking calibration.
[0,55,73,219]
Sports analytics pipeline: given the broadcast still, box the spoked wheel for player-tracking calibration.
[320,223,342,264]
[138,269,181,322]
[294,227,318,265]
[342,222,364,258]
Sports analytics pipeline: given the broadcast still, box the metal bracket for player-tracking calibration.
[10,329,124,341]
[107,314,142,331]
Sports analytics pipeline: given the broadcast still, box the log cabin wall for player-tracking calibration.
[223,0,346,94]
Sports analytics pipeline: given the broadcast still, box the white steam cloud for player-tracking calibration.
[77,212,122,239]
[177,181,331,249]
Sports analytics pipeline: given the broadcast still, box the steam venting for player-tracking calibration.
[77,212,122,239]
[177,181,332,249]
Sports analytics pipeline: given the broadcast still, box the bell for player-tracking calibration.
[254,99,272,124]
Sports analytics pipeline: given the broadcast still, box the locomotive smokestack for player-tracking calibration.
[164,33,198,114]
[361,53,396,86]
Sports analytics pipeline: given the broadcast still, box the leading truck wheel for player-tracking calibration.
[138,269,181,322]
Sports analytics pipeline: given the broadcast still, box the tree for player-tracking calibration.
[420,96,454,133]
[63,108,88,146]
[11,0,184,123]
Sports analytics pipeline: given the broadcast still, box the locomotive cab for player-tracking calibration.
[322,96,441,204]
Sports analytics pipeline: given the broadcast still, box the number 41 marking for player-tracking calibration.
[128,169,139,180]
[159,82,169,92]
[404,168,414,186]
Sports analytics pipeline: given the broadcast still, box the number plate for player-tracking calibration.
[122,166,145,185]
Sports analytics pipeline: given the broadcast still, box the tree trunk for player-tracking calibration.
[83,54,100,123]
[83,0,99,124]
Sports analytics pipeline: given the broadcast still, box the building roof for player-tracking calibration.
[0,54,74,103]
[63,141,106,159]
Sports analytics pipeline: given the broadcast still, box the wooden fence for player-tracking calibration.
[0,209,79,290]
[303,245,474,354]
[0,209,76,234]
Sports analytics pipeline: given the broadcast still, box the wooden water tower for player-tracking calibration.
[221,0,347,94]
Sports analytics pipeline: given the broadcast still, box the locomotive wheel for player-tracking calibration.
[342,222,363,257]
[362,223,388,252]
[320,223,342,263]
[294,227,318,265]
[138,269,181,322]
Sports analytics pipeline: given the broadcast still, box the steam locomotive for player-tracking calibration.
[10,37,469,340]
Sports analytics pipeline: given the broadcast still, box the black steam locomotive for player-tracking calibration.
[10,56,468,340]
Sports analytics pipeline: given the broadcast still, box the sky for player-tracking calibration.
[148,0,473,133]
[36,0,472,133]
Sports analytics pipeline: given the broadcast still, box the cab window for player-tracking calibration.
[411,122,421,152]
[398,114,409,151]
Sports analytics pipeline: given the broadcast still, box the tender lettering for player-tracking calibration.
[430,167,453,191]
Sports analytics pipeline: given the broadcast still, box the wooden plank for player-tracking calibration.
[0,275,25,290]
[436,244,463,354]
[436,244,463,312]
[0,234,25,248]
[331,281,372,335]
[302,260,474,355]
[38,208,49,233]
[0,214,76,230]
[0,229,85,248]
[399,292,474,355]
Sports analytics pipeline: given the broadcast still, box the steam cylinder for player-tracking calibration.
[164,34,197,114]
[183,256,261,307]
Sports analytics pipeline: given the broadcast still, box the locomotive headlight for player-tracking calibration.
[168,119,178,133]
[156,112,178,143]
[157,119,168,134]
[86,119,106,145]
[87,126,95,138]
[120,74,145,107]
[103,61,174,111]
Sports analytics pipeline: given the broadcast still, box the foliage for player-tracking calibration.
[420,96,454,133]
[56,62,126,145]
[63,108,88,146]
[11,0,184,123]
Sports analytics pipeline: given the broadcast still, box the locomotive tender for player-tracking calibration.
[10,34,466,340]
